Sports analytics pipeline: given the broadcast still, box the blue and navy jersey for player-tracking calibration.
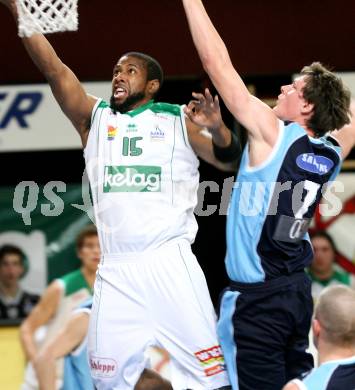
[294,356,355,390]
[226,121,342,283]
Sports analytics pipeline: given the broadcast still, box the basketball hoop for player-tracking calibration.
[16,0,78,37]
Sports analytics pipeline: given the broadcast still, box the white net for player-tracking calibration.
[16,0,78,38]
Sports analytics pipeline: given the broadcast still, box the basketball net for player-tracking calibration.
[16,0,78,37]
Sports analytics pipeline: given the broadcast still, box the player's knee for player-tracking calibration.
[135,369,172,390]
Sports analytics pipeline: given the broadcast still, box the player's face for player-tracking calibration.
[111,56,150,113]
[310,237,335,274]
[0,254,24,286]
[273,76,308,122]
[78,235,101,273]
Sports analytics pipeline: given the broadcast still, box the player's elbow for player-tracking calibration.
[217,159,239,172]
[20,315,38,344]
[45,61,67,84]
[201,48,229,77]
[20,318,31,338]
[35,347,55,366]
[228,158,240,172]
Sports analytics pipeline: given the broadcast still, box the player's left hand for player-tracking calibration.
[184,88,223,131]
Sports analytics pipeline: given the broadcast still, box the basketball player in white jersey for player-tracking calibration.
[1,1,239,389]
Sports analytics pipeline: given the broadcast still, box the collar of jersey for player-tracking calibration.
[126,100,154,117]
[308,268,342,286]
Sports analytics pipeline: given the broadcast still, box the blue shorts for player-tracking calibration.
[218,272,314,390]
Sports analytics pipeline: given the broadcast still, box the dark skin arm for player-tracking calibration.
[186,89,240,172]
[0,0,96,147]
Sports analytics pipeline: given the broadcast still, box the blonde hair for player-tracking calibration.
[315,285,355,347]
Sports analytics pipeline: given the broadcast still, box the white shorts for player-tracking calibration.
[88,240,229,390]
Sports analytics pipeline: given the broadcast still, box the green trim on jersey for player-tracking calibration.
[126,100,155,117]
[98,101,110,109]
[126,101,182,118]
[60,269,92,297]
[308,268,351,287]
[178,115,188,146]
[150,102,181,117]
[91,100,110,127]
[97,99,182,118]
[170,117,177,204]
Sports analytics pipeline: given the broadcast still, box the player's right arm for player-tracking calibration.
[20,281,62,362]
[181,0,279,149]
[33,311,89,390]
[1,0,96,147]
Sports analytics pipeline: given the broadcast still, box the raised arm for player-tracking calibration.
[181,0,278,146]
[329,100,355,159]
[1,0,96,147]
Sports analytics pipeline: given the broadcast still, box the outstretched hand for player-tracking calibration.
[184,88,223,131]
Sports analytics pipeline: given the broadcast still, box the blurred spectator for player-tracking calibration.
[0,244,39,320]
[34,298,172,390]
[309,231,355,300]
[283,285,355,390]
[20,224,100,390]
[34,299,94,390]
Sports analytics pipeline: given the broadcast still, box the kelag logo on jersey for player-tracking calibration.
[296,153,334,175]
[103,165,161,192]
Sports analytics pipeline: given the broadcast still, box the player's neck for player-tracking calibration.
[81,267,96,289]
[318,341,355,365]
[305,128,316,137]
[0,282,20,298]
[293,118,315,138]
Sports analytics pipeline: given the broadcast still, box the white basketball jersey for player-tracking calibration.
[84,99,200,254]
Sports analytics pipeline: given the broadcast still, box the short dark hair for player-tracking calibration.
[122,52,164,96]
[301,62,351,137]
[0,244,25,265]
[76,225,98,251]
[310,230,337,253]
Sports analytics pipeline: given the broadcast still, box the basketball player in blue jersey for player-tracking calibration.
[283,285,355,390]
[182,1,354,389]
